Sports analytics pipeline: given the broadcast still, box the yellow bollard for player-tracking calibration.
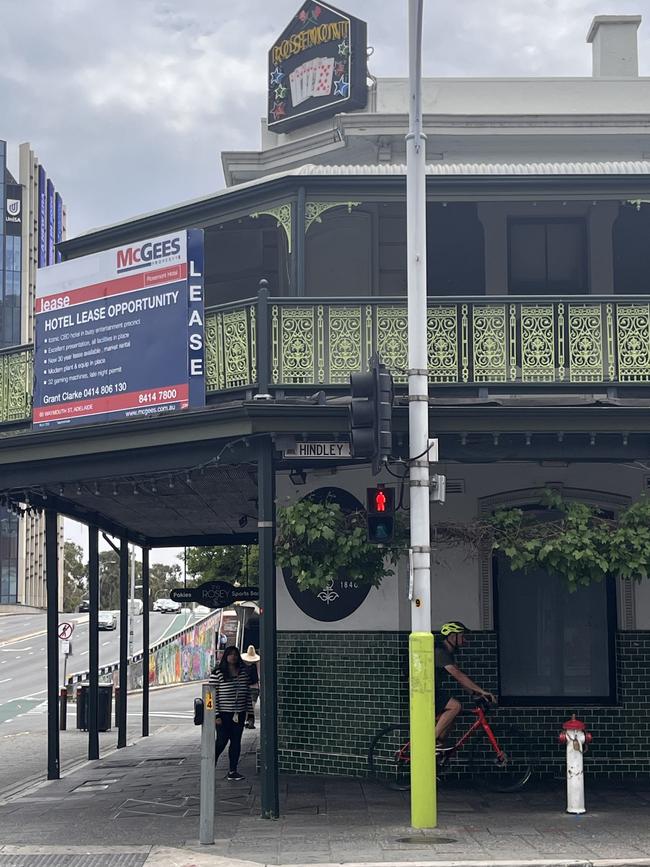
[409,631,436,828]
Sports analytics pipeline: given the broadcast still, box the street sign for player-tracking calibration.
[283,441,351,459]
[170,581,259,609]
[61,640,71,656]
[58,622,74,640]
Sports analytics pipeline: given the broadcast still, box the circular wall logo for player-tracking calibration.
[282,486,372,622]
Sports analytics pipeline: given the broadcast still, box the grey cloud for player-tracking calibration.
[0,1,647,235]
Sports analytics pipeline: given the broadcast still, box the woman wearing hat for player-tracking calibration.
[241,645,260,729]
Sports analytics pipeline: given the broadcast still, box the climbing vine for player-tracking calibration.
[487,491,650,591]
[276,497,407,593]
[276,490,650,594]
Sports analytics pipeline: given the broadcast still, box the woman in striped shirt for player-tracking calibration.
[209,646,254,781]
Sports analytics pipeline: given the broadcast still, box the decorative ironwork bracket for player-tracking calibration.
[250,203,293,253]
[305,201,361,233]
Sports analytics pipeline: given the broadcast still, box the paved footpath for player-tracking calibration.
[2,723,650,866]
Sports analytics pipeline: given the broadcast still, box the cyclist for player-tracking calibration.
[435,621,496,747]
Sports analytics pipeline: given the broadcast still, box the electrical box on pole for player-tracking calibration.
[366,486,395,544]
[349,355,394,475]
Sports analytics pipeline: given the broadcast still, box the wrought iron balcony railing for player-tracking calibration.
[0,345,33,425]
[204,295,650,392]
[3,296,650,426]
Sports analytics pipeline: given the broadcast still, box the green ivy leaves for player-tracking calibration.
[276,498,406,593]
[490,492,650,591]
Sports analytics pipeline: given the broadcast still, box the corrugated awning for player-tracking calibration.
[296,160,650,177]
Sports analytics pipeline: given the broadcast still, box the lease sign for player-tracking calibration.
[33,229,205,429]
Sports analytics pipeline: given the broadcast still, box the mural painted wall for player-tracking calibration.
[91,611,220,690]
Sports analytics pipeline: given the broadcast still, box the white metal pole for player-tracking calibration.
[406,0,436,829]
[199,682,216,843]
[407,0,431,636]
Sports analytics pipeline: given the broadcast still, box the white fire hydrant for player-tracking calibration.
[558,715,592,814]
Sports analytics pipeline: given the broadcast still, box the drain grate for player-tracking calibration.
[0,855,147,866]
[395,835,458,845]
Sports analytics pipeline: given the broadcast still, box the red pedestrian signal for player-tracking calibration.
[366,487,395,544]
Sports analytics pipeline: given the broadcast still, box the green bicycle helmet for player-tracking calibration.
[440,621,470,636]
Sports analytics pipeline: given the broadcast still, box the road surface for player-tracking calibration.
[0,610,201,723]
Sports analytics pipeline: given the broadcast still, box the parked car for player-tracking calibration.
[78,599,90,613]
[153,598,181,613]
[98,611,117,630]
[129,599,144,615]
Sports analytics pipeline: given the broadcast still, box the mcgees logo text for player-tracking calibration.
[6,199,21,222]
[116,236,182,274]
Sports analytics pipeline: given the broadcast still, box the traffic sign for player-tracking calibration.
[58,622,74,640]
[170,581,258,609]
[283,442,351,459]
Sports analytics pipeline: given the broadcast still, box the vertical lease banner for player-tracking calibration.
[33,229,205,429]
[186,228,205,409]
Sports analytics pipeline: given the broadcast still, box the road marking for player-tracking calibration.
[102,641,110,646]
[7,689,46,702]
[0,677,12,684]
[80,650,89,656]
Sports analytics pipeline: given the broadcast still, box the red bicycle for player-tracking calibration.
[367,697,533,793]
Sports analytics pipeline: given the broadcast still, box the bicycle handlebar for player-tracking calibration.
[473,695,498,711]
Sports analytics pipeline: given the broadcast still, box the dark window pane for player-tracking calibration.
[305,210,372,296]
[496,553,612,700]
[613,204,650,294]
[0,508,18,604]
[547,223,585,288]
[427,203,485,296]
[510,223,546,288]
[509,219,587,294]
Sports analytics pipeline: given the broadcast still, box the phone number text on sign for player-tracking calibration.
[138,388,178,404]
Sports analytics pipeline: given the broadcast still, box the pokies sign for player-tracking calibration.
[268,1,367,133]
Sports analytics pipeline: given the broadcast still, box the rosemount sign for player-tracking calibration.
[267,1,367,133]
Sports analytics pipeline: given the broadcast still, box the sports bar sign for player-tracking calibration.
[267,1,367,133]
[33,229,205,429]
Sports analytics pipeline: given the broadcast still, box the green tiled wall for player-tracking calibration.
[277,630,650,780]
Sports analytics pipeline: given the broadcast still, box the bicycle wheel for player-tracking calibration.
[367,724,411,790]
[468,723,533,793]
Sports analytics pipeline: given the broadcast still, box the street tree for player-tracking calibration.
[149,562,185,603]
[63,541,87,612]
[182,545,258,586]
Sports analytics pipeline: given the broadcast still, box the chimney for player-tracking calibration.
[587,15,642,77]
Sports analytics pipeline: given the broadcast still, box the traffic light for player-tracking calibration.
[349,355,393,474]
[366,486,395,544]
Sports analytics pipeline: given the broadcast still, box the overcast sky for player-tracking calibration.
[1,1,648,239]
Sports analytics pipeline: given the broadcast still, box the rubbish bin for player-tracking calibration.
[76,683,113,731]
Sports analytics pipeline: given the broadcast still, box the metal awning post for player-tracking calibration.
[88,524,100,760]
[258,436,279,819]
[118,537,129,748]
[142,547,150,738]
[45,508,60,780]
